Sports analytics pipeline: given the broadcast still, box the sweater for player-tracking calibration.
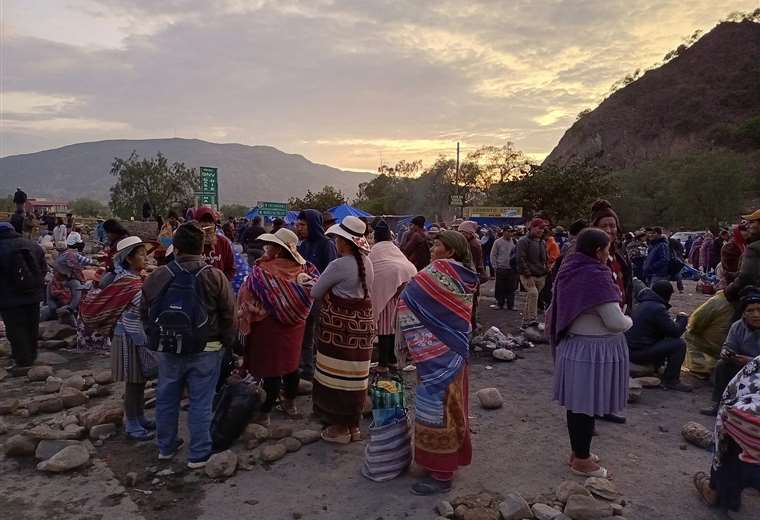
[490,237,517,270]
[516,235,547,277]
[723,319,760,358]
[568,302,633,336]
[311,255,374,301]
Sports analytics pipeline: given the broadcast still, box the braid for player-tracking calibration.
[352,245,369,299]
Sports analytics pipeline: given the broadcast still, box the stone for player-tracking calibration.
[556,481,591,503]
[60,387,88,408]
[39,340,67,350]
[89,423,117,440]
[238,450,259,470]
[35,352,68,365]
[83,376,95,388]
[125,472,139,487]
[291,429,321,445]
[0,368,7,381]
[38,321,76,341]
[492,348,516,362]
[0,419,7,434]
[245,438,259,450]
[523,325,548,344]
[56,369,73,379]
[260,443,288,463]
[533,503,564,520]
[85,384,111,398]
[27,365,55,382]
[454,505,467,520]
[79,402,123,429]
[156,469,174,477]
[38,396,64,414]
[283,437,302,452]
[0,398,20,415]
[681,421,713,449]
[63,375,86,391]
[35,439,81,460]
[476,388,503,410]
[634,376,661,388]
[610,503,624,516]
[26,424,86,441]
[627,379,642,404]
[93,370,113,384]
[463,508,499,520]
[563,495,613,520]
[204,450,238,479]
[4,434,37,457]
[44,376,63,393]
[498,493,532,520]
[436,500,455,518]
[269,425,293,440]
[628,363,654,377]
[584,478,622,502]
[37,444,90,472]
[244,423,270,441]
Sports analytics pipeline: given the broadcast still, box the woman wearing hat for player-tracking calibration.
[238,228,320,423]
[310,216,376,443]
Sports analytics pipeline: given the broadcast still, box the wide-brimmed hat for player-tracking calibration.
[742,209,760,222]
[258,228,306,264]
[326,216,370,253]
[114,236,154,265]
[458,220,478,235]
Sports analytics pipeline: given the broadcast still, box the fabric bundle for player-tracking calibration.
[361,411,412,482]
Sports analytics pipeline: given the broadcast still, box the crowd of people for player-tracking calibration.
[1,190,760,509]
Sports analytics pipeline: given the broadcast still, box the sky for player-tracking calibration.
[1,0,756,172]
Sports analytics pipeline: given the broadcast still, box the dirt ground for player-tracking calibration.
[1,280,759,520]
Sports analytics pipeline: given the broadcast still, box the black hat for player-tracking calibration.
[373,219,391,242]
[651,280,674,302]
[411,215,425,227]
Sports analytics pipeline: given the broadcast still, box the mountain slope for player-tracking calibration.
[0,138,374,204]
[544,20,760,169]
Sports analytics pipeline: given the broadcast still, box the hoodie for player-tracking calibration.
[643,236,670,279]
[626,288,686,349]
[297,209,337,274]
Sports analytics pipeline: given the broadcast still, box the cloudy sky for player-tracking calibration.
[1,0,755,171]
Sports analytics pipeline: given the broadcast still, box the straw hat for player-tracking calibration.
[742,209,760,222]
[114,236,154,265]
[325,216,370,253]
[258,228,306,264]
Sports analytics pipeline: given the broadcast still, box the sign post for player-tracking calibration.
[463,206,523,218]
[196,166,219,209]
[257,201,288,218]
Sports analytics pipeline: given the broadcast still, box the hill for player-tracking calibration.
[0,138,374,205]
[544,20,760,169]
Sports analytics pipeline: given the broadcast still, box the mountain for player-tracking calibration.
[0,138,374,205]
[544,20,760,169]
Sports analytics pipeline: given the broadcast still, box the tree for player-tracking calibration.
[0,195,14,213]
[219,204,250,218]
[109,151,198,219]
[70,198,109,217]
[288,185,346,212]
[468,143,531,185]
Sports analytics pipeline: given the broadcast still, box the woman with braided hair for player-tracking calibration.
[310,216,376,443]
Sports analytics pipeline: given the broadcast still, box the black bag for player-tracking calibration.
[147,261,211,354]
[210,377,265,452]
[8,245,42,294]
[667,243,685,277]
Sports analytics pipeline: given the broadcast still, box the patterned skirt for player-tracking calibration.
[313,292,376,426]
[76,318,111,354]
[111,334,145,384]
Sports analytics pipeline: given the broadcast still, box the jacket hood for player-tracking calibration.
[636,287,670,308]
[298,209,326,242]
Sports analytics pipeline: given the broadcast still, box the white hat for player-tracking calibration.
[65,232,83,246]
[258,228,306,264]
[114,236,154,265]
[325,216,370,254]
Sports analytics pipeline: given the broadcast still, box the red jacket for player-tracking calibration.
[401,229,431,271]
[204,234,235,280]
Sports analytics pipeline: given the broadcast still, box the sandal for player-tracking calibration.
[321,425,351,444]
[278,399,300,418]
[350,427,362,442]
[568,452,600,466]
[693,471,718,506]
[570,462,608,478]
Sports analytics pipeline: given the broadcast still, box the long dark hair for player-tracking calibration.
[575,228,610,258]
[348,241,369,300]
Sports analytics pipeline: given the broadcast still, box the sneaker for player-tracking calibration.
[488,304,503,310]
[139,417,156,431]
[597,413,627,424]
[127,430,155,442]
[662,380,693,392]
[187,457,210,470]
[158,438,185,461]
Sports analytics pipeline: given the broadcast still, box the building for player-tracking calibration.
[25,198,70,215]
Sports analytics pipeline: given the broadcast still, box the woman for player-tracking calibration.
[368,219,417,371]
[53,217,68,248]
[311,216,375,444]
[720,224,749,288]
[590,200,633,313]
[238,228,319,424]
[548,228,633,478]
[41,245,97,322]
[398,230,478,495]
[100,219,130,289]
[700,232,715,273]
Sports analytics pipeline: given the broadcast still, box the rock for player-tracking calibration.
[283,437,302,452]
[60,387,89,408]
[584,477,622,502]
[238,450,260,470]
[27,365,55,382]
[79,402,123,429]
[556,481,591,504]
[156,468,174,477]
[533,503,564,520]
[260,443,288,463]
[38,321,76,341]
[35,439,81,460]
[269,425,293,440]
[0,368,7,381]
[125,472,138,487]
[4,434,37,457]
[0,419,7,434]
[38,396,64,414]
[436,500,455,518]
[634,376,661,388]
[244,423,270,441]
[44,376,63,393]
[56,369,73,379]
[245,438,259,450]
[26,424,86,440]
[476,388,503,410]
[85,384,110,398]
[63,375,86,391]
[628,363,654,377]
[89,423,117,440]
[627,379,642,404]
[204,450,238,478]
[523,325,548,344]
[681,421,713,449]
[0,398,20,415]
[610,503,624,516]
[291,429,321,445]
[454,505,467,520]
[463,508,499,520]
[563,495,613,520]
[93,370,113,384]
[37,444,90,472]
[492,348,516,362]
[39,340,67,350]
[498,493,532,520]
[35,352,68,365]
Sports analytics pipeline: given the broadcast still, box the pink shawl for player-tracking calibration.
[369,241,418,320]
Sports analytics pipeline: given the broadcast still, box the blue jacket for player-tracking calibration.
[643,237,670,279]
[626,288,686,350]
[297,209,337,274]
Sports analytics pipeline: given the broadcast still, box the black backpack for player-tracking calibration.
[147,261,211,354]
[8,244,42,294]
[667,241,685,277]
[210,378,265,452]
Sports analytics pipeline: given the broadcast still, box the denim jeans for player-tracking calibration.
[156,350,222,461]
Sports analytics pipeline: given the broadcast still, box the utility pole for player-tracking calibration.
[456,142,462,218]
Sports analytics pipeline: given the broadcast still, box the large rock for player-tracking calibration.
[44,376,63,393]
[634,376,661,388]
[681,421,713,449]
[25,424,86,441]
[0,398,20,415]
[291,429,321,445]
[38,321,76,341]
[89,423,117,440]
[268,425,293,440]
[243,423,270,441]
[563,495,613,520]
[204,450,238,478]
[282,437,302,452]
[533,503,564,520]
[63,375,86,391]
[35,352,68,365]
[39,340,68,350]
[93,370,113,384]
[79,402,123,429]
[492,348,516,362]
[462,508,499,520]
[498,493,532,520]
[523,325,548,344]
[627,379,642,404]
[37,396,64,414]
[4,434,38,457]
[60,387,88,408]
[37,444,90,472]
[584,477,622,502]
[260,443,288,463]
[436,500,455,518]
[556,481,591,504]
[476,388,503,410]
[27,365,55,382]
[35,439,81,460]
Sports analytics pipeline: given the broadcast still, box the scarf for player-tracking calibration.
[733,225,748,254]
[437,230,474,270]
[546,252,622,347]
[79,275,142,336]
[369,241,417,320]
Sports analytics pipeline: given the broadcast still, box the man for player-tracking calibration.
[401,216,431,271]
[626,230,649,281]
[13,187,27,213]
[271,217,284,233]
[196,207,235,280]
[643,227,670,285]
[667,230,686,293]
[711,229,728,272]
[295,209,338,388]
[0,221,47,370]
[626,281,691,392]
[221,216,236,243]
[65,213,74,233]
[10,210,24,234]
[516,218,548,329]
[459,220,487,330]
[725,209,760,303]
[242,216,266,265]
[141,222,236,468]
[322,211,337,230]
[490,226,518,310]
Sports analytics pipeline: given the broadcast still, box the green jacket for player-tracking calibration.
[684,291,734,357]
[725,239,760,302]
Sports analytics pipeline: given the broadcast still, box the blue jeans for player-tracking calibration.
[156,350,222,461]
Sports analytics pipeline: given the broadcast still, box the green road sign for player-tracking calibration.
[199,166,218,193]
[258,201,288,217]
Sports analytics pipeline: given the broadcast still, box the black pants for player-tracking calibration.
[629,338,686,382]
[1,304,40,366]
[299,312,318,381]
[377,334,397,368]
[261,370,300,413]
[711,359,742,403]
[125,382,146,420]
[494,269,518,309]
[567,410,595,459]
[710,436,760,511]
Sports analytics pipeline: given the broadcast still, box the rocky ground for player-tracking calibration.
[1,280,758,520]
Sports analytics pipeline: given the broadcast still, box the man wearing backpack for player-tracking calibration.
[643,227,671,286]
[141,222,236,469]
[0,221,47,370]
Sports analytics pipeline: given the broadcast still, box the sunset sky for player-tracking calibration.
[1,0,756,171]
